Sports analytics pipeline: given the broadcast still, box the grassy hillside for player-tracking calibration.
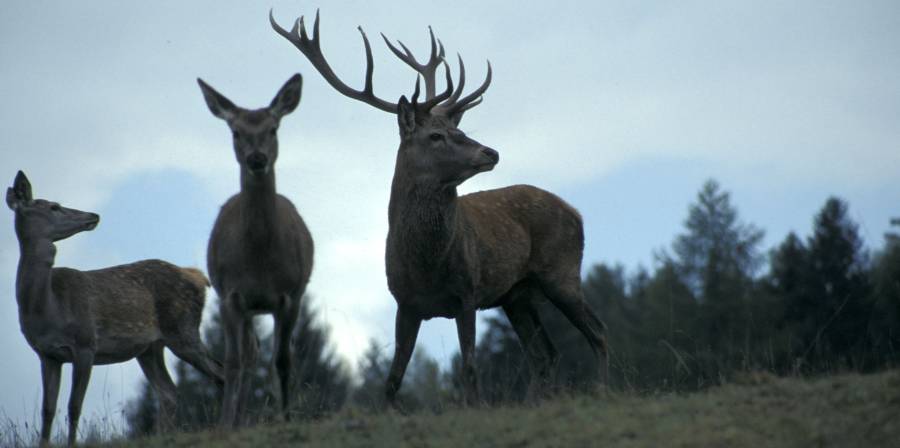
[109,369,899,448]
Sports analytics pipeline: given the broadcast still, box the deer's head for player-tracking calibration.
[271,10,497,188]
[6,171,100,243]
[197,74,303,178]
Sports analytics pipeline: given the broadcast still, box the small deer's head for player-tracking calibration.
[197,74,303,178]
[6,171,100,243]
[396,95,498,188]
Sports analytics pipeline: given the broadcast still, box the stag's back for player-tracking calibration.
[460,184,584,294]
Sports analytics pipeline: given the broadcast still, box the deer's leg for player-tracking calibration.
[235,319,258,426]
[456,309,480,406]
[540,276,610,386]
[136,344,177,432]
[67,349,94,447]
[385,305,421,409]
[503,291,559,400]
[220,297,247,428]
[166,335,225,390]
[39,354,62,447]
[273,294,300,421]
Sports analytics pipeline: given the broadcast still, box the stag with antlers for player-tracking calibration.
[271,11,609,405]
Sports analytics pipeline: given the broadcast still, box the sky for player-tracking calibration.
[2,0,899,439]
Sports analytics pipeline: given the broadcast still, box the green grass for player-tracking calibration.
[106,369,900,448]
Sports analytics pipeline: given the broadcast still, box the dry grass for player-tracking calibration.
[97,369,900,448]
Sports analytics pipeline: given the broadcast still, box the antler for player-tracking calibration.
[271,10,490,117]
[269,9,397,113]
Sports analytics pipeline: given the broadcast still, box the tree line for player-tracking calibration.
[126,179,900,432]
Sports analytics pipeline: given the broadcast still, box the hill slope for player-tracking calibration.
[112,370,900,447]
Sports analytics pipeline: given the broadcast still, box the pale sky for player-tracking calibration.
[2,0,899,439]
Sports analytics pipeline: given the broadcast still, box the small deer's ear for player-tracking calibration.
[5,188,18,211]
[7,170,32,210]
[269,73,303,118]
[397,95,416,138]
[197,78,237,121]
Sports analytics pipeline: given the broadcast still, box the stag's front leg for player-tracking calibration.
[39,355,62,447]
[385,305,421,409]
[67,349,94,447]
[456,309,480,406]
[273,294,300,421]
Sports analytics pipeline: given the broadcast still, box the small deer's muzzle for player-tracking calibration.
[245,152,269,173]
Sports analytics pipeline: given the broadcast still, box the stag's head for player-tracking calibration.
[6,171,100,243]
[270,10,497,188]
[197,74,303,178]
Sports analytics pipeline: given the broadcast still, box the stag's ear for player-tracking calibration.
[397,95,416,139]
[197,78,238,121]
[7,170,32,210]
[269,73,303,118]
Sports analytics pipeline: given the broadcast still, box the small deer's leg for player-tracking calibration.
[235,319,258,426]
[503,295,558,400]
[541,277,609,386]
[136,344,177,432]
[220,297,245,428]
[273,294,300,421]
[385,305,421,408]
[39,354,62,447]
[456,309,480,406]
[67,349,94,447]
[166,336,225,390]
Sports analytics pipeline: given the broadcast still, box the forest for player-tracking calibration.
[125,179,900,435]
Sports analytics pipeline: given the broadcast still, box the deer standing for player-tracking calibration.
[5,171,223,446]
[271,11,609,405]
[198,74,313,427]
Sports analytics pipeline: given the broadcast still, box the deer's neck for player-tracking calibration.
[15,236,57,315]
[387,170,464,269]
[238,170,279,244]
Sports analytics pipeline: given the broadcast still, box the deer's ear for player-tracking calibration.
[7,170,32,210]
[397,96,416,138]
[270,73,303,118]
[5,188,18,211]
[197,78,237,121]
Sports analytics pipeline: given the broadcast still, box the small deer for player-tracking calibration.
[5,171,223,446]
[198,74,313,427]
[271,11,609,405]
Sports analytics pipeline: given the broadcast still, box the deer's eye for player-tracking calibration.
[429,133,445,142]
[232,130,240,139]
[269,128,277,137]
[50,204,61,212]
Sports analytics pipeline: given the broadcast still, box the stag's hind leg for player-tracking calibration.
[538,273,609,386]
[502,282,560,399]
[136,343,178,432]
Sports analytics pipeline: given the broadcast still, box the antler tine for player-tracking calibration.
[446,60,492,117]
[419,61,454,112]
[381,27,447,100]
[270,9,398,113]
[445,53,466,105]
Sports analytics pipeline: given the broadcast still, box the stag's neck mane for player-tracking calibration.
[387,156,465,269]
[238,169,279,246]
[14,231,57,316]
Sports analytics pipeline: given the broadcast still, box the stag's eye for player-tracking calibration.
[269,128,277,137]
[429,133,445,142]
[50,204,61,212]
